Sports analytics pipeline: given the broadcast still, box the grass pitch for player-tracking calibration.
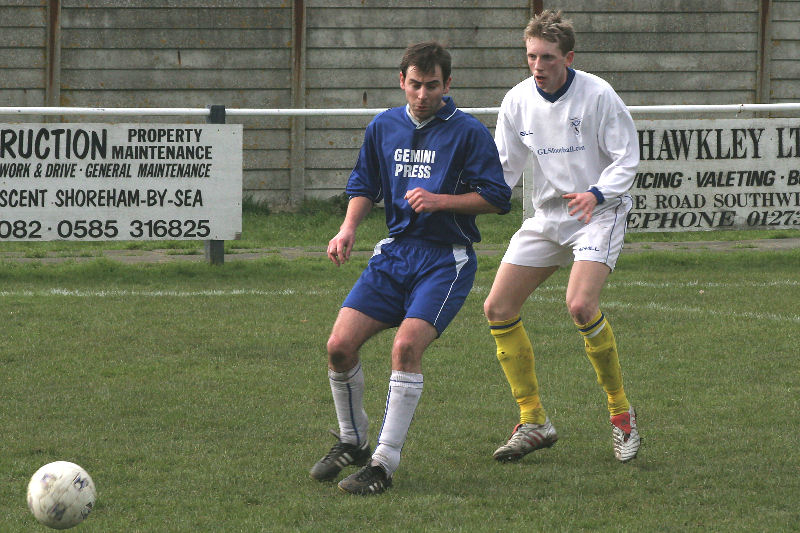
[1,210,799,531]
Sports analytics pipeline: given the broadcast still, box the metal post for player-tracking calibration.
[45,0,61,122]
[205,104,226,265]
[756,0,773,111]
[290,0,307,209]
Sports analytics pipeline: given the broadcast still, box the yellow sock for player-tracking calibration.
[490,316,546,425]
[577,310,630,416]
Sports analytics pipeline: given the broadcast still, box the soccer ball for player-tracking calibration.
[27,461,96,530]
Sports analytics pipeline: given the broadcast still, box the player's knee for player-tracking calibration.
[484,295,513,322]
[391,336,422,371]
[566,297,596,325]
[483,298,495,320]
[326,334,357,369]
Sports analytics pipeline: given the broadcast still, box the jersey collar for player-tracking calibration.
[436,96,457,120]
[536,67,575,103]
[405,96,457,128]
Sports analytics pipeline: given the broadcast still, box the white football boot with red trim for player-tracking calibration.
[610,406,640,462]
[493,418,558,462]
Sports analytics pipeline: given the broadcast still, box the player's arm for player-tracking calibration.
[578,98,638,215]
[495,99,529,189]
[327,195,373,266]
[404,188,502,215]
[405,117,512,215]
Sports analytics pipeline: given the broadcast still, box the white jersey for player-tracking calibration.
[495,69,639,215]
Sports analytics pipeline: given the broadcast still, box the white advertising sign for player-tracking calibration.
[0,123,242,241]
[630,118,800,232]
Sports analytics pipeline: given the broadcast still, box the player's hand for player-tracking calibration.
[405,187,442,213]
[563,191,597,224]
[327,230,355,266]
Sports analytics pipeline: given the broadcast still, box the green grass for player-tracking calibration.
[1,236,799,530]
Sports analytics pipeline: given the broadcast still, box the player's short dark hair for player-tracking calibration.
[525,9,575,55]
[400,41,451,82]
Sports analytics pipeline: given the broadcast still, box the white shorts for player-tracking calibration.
[502,196,632,270]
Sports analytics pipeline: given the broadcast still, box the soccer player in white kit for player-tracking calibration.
[484,10,641,463]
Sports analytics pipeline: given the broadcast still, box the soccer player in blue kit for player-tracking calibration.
[309,41,512,495]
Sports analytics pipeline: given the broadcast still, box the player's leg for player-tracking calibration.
[310,307,390,482]
[327,306,389,372]
[567,260,628,408]
[485,262,556,425]
[484,262,561,461]
[327,307,391,444]
[374,317,437,466]
[314,241,411,481]
[339,242,473,494]
[567,261,639,461]
[567,198,640,461]
[339,317,438,495]
[484,216,572,461]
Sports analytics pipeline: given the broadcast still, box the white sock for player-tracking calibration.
[328,363,368,448]
[372,370,423,477]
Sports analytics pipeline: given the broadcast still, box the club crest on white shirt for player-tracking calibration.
[569,117,582,138]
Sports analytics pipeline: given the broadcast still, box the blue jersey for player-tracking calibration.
[346,96,511,245]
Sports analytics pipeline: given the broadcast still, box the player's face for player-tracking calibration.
[526,37,574,94]
[400,65,451,122]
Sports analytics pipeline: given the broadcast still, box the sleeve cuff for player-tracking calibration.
[588,186,605,204]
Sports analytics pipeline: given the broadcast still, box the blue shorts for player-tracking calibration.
[342,237,477,336]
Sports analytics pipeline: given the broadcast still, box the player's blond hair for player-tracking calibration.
[524,10,575,56]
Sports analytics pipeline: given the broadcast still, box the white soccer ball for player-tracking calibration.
[27,461,96,530]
